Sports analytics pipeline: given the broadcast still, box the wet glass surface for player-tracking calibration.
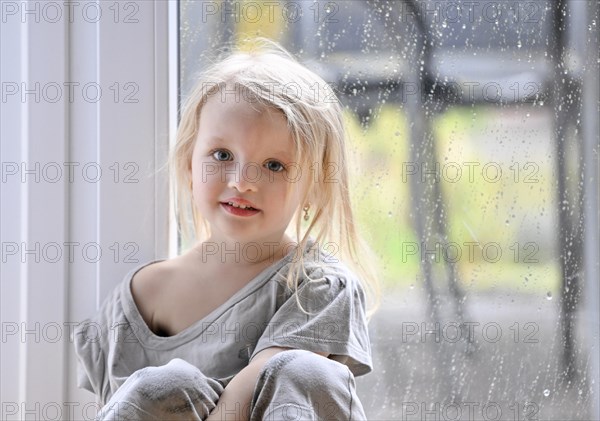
[179,1,599,419]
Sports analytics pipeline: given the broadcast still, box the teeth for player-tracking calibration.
[227,202,253,210]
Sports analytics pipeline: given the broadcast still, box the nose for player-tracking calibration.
[226,161,259,192]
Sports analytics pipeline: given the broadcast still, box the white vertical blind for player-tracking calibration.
[0,1,170,419]
[1,1,27,412]
[0,3,69,412]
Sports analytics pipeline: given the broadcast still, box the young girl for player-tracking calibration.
[74,39,379,420]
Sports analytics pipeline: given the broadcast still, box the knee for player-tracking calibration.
[129,358,221,401]
[131,359,193,397]
[262,349,351,390]
[101,359,222,420]
[252,350,361,420]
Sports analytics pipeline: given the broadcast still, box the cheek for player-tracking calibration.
[191,163,219,198]
[285,173,307,200]
[275,183,302,213]
[191,156,207,183]
[194,177,218,197]
[192,157,220,181]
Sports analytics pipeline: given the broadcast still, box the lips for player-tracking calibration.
[220,198,260,217]
[222,201,258,211]
[220,197,260,211]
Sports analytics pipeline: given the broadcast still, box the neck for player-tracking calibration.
[193,235,298,267]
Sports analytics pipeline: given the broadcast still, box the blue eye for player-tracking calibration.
[212,150,231,161]
[266,161,285,172]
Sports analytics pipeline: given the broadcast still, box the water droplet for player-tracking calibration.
[546,292,552,300]
[409,284,414,290]
[543,389,550,397]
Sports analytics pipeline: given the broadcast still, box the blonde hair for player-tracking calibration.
[170,39,380,316]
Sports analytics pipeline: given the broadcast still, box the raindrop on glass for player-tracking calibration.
[546,292,552,300]
[543,389,550,397]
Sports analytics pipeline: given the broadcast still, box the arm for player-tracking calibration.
[205,347,328,421]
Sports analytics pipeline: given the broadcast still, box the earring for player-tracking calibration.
[303,204,310,221]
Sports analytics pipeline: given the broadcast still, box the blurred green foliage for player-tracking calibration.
[346,104,560,296]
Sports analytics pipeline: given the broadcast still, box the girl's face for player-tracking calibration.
[190,93,307,246]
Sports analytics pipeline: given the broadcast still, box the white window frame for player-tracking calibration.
[0,1,172,417]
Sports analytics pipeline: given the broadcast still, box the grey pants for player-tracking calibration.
[95,350,367,420]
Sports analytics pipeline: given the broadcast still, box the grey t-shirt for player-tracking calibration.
[73,242,373,405]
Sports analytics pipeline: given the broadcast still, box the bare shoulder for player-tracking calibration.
[130,257,185,329]
[131,258,181,292]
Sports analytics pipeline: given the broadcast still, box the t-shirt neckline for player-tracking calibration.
[120,239,315,349]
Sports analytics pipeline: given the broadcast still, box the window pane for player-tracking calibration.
[178,1,599,419]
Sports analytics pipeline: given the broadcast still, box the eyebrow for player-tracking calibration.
[203,136,224,146]
[269,148,295,161]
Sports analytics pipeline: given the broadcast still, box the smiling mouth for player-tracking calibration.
[222,201,259,211]
[220,202,261,217]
